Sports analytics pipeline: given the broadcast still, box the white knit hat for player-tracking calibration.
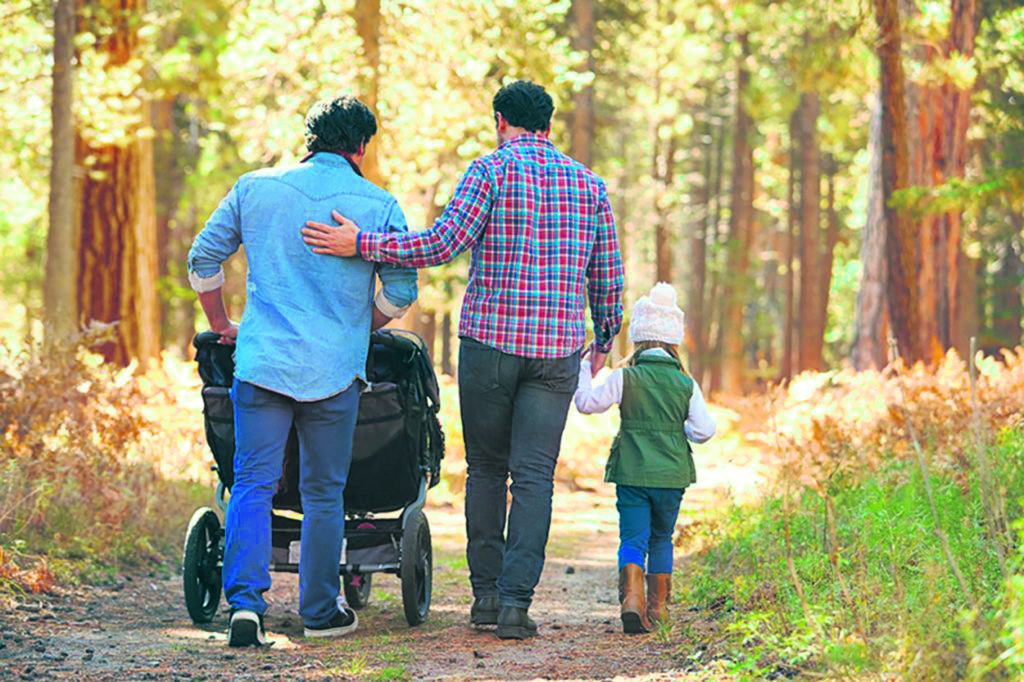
[629,282,685,346]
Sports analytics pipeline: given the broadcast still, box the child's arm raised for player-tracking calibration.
[684,383,716,443]
[574,357,623,415]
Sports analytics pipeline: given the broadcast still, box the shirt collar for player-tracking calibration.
[303,151,362,176]
[499,132,554,150]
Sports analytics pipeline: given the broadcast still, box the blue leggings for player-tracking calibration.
[616,485,684,574]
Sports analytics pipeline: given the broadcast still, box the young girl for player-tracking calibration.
[575,282,716,634]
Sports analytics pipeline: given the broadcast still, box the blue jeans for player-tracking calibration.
[224,379,359,627]
[458,337,580,609]
[616,485,684,574]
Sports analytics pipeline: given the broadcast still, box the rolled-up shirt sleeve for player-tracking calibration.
[587,183,625,353]
[374,199,418,317]
[188,180,244,292]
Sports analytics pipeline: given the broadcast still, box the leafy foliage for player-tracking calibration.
[0,327,209,584]
[679,351,1024,677]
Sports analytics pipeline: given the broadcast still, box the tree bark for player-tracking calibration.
[153,95,195,352]
[44,0,77,347]
[614,130,632,364]
[817,156,841,354]
[654,132,676,284]
[852,92,889,370]
[993,235,1022,349]
[421,310,437,364]
[719,34,755,395]
[937,0,976,357]
[650,70,675,284]
[704,89,727,391]
[957,249,980,354]
[440,311,453,376]
[75,0,160,366]
[353,0,383,186]
[570,0,595,167]
[905,21,942,361]
[687,86,713,384]
[781,110,798,381]
[875,0,922,363]
[796,92,824,372]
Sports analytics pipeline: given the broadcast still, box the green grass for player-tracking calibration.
[373,665,409,681]
[678,429,1024,679]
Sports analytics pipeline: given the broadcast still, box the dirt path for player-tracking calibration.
[1,413,764,681]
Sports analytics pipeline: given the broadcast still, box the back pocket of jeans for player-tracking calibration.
[458,338,501,391]
[541,352,580,393]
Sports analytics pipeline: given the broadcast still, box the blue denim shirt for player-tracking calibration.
[187,153,418,401]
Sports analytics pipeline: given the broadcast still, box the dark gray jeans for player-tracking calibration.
[458,337,580,609]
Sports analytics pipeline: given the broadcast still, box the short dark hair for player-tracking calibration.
[492,80,554,133]
[304,96,377,154]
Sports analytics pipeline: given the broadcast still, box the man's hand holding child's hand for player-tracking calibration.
[585,343,607,378]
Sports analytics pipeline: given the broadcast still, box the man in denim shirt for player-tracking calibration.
[187,96,417,647]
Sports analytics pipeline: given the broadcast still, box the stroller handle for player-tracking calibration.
[193,330,230,349]
[193,329,411,350]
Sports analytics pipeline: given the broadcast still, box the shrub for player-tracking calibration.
[0,329,209,587]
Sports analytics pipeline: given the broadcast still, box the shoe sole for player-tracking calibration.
[229,612,266,647]
[304,612,359,638]
[496,625,537,640]
[621,611,650,635]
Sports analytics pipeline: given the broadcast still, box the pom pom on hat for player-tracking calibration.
[648,282,678,307]
[629,282,685,346]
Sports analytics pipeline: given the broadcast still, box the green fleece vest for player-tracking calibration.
[605,353,696,489]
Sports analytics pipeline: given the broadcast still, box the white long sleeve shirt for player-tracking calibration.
[575,350,717,443]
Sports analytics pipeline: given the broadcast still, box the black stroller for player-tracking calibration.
[181,329,445,627]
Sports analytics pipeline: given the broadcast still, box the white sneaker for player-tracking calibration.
[228,609,267,647]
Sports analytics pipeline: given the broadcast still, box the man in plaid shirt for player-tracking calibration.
[303,80,624,639]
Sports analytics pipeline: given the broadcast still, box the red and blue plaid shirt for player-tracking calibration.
[358,133,624,358]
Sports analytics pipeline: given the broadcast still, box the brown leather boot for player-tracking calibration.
[618,564,651,634]
[646,573,672,626]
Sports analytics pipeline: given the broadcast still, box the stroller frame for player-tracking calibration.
[182,330,443,628]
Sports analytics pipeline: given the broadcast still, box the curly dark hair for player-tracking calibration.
[304,96,377,155]
[492,80,554,133]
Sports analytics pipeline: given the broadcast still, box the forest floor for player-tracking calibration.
[0,408,769,682]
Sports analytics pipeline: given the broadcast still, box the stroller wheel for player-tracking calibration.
[400,510,432,626]
[183,507,223,624]
[344,572,373,610]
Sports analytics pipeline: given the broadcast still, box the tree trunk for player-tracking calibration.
[719,34,755,395]
[154,95,194,352]
[937,0,976,357]
[44,0,77,347]
[956,249,980,354]
[570,0,595,167]
[796,92,824,372]
[421,310,437,365]
[353,0,383,186]
[993,235,1022,349]
[75,0,160,366]
[651,108,675,282]
[817,156,841,355]
[875,0,922,363]
[704,89,727,391]
[687,86,713,384]
[781,110,798,380]
[440,311,453,376]
[614,130,632,364]
[852,92,889,370]
[905,27,942,361]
